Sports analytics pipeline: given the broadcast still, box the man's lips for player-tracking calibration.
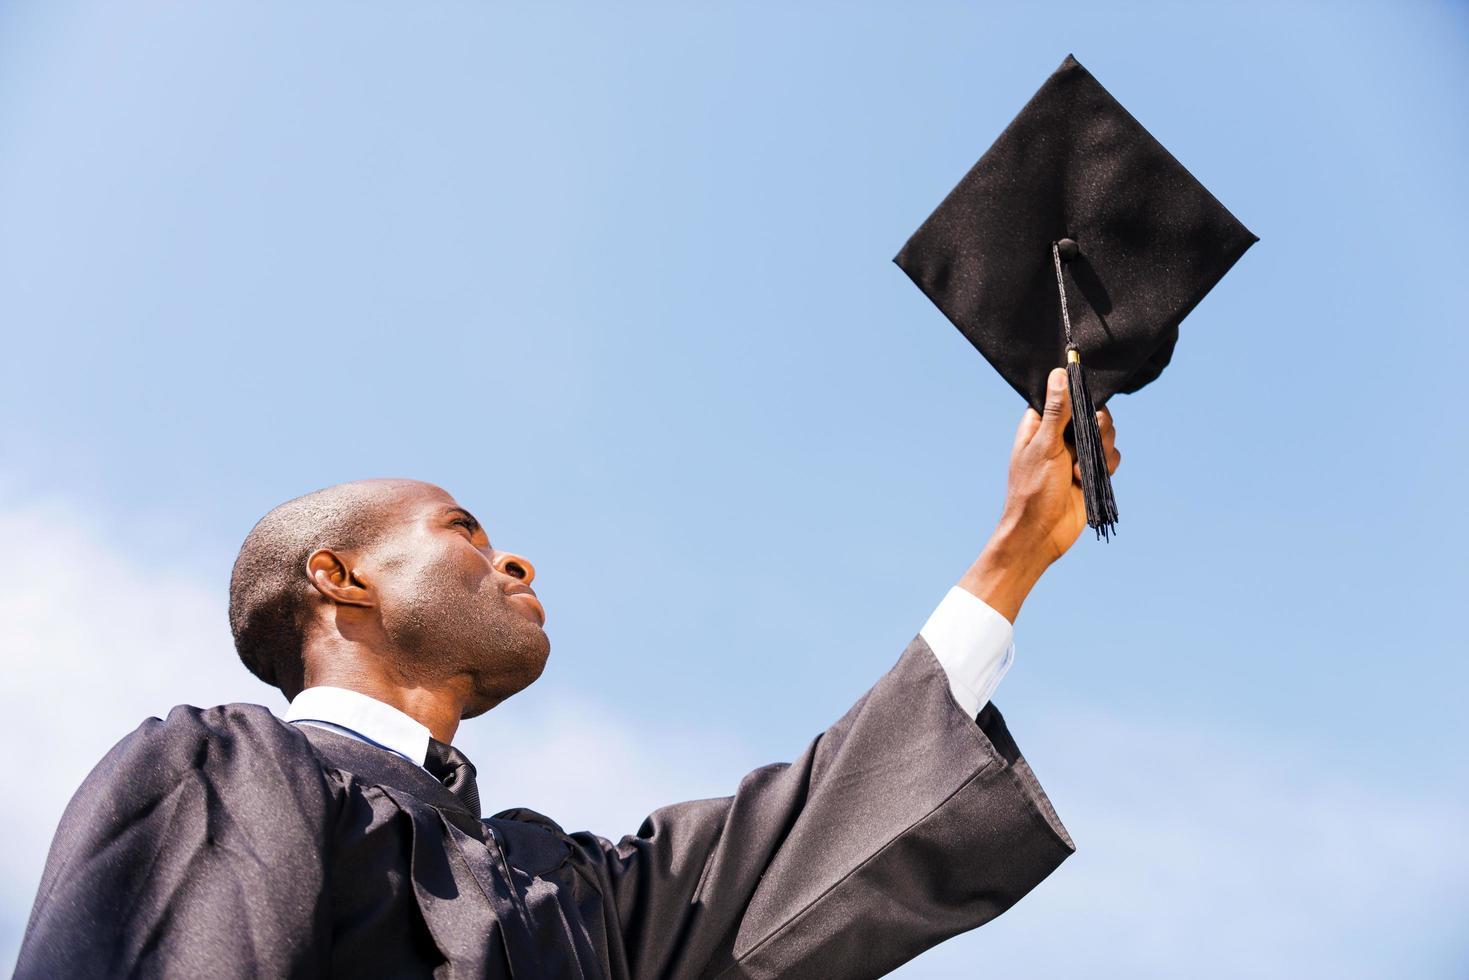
[505,587,546,626]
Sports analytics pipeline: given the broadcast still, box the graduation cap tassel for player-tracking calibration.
[1053,241,1119,540]
[1065,347,1118,540]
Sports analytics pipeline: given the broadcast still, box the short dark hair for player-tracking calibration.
[227,482,406,696]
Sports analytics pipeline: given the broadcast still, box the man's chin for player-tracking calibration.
[462,637,550,718]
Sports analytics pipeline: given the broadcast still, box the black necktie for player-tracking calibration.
[425,738,481,818]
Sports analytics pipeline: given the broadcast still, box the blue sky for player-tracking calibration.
[1,1,1465,975]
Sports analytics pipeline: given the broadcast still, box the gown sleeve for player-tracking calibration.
[566,636,1075,980]
[15,704,336,979]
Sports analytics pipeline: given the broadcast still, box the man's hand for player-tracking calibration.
[958,367,1121,622]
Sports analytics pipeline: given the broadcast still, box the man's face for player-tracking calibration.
[360,482,550,715]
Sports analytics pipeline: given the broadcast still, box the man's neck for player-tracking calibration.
[301,642,468,744]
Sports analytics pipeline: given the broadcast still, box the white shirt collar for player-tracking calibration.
[283,686,432,767]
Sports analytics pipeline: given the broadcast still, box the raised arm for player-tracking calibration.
[961,366,1121,622]
[554,370,1120,979]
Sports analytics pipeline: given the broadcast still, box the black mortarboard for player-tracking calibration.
[895,54,1257,539]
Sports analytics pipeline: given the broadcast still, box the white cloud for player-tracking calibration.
[2,500,1464,978]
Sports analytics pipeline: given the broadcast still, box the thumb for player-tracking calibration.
[1034,367,1071,450]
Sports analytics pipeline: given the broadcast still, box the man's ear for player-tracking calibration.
[305,549,376,608]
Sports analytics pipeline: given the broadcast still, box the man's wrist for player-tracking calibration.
[957,524,1052,624]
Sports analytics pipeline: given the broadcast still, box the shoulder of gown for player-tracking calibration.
[16,703,338,979]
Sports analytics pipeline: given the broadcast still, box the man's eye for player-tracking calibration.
[452,518,477,534]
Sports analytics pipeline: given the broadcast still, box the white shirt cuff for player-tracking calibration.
[919,586,1015,718]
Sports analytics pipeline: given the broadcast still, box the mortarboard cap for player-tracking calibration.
[895,54,1257,540]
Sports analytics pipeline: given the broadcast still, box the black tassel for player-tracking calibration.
[1065,347,1118,540]
[1052,239,1118,541]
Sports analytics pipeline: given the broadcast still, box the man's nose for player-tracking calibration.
[493,550,536,584]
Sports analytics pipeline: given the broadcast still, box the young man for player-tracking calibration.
[17,369,1117,979]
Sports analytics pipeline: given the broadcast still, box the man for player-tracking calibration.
[17,369,1118,979]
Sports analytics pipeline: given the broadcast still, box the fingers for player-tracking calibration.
[1013,407,1042,454]
[1033,368,1071,454]
[1023,381,1121,479]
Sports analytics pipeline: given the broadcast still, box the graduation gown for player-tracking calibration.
[16,636,1074,979]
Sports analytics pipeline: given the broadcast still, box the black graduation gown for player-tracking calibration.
[16,636,1074,979]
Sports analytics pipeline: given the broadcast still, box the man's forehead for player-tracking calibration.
[334,479,464,520]
[383,481,463,516]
